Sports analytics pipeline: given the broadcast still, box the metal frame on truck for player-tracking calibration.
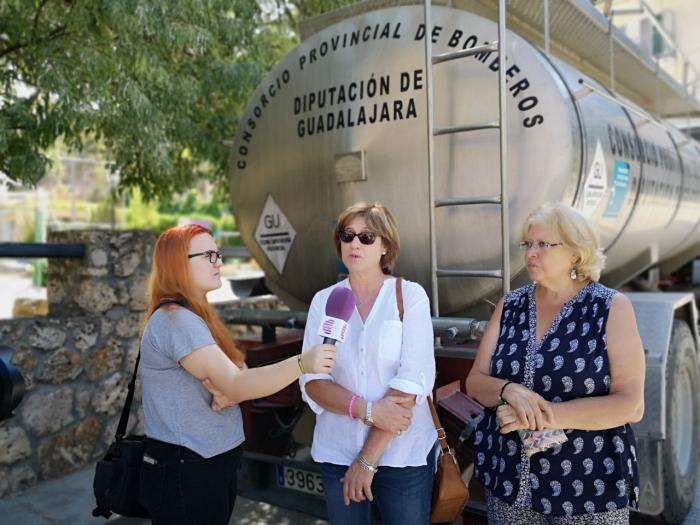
[625,292,700,523]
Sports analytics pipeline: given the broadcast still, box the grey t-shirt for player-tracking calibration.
[140,306,245,458]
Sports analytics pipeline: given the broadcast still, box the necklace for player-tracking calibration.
[354,278,387,307]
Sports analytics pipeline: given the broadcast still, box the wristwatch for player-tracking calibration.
[362,400,374,427]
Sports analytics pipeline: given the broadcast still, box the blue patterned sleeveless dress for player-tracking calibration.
[474,282,640,519]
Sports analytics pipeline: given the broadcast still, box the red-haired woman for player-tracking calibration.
[137,224,335,525]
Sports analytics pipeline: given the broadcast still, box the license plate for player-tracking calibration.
[277,465,324,496]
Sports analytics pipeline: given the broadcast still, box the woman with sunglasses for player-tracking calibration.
[137,224,335,525]
[466,203,644,524]
[300,202,437,525]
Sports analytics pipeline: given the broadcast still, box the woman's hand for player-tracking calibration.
[371,395,413,434]
[497,403,530,433]
[302,344,336,374]
[202,378,237,411]
[500,382,553,431]
[341,461,375,505]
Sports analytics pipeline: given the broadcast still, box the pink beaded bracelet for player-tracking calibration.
[348,394,359,419]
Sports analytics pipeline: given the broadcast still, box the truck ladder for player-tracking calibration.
[422,0,510,317]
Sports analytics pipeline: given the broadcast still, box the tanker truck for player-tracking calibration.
[226,1,700,523]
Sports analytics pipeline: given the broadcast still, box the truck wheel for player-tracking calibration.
[662,320,700,524]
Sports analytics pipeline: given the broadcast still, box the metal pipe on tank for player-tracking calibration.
[497,0,510,297]
[422,0,440,317]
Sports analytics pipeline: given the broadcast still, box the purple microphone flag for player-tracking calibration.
[318,287,356,343]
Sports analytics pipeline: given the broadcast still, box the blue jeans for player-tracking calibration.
[319,459,435,525]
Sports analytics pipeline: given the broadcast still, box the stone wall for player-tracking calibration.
[0,229,282,497]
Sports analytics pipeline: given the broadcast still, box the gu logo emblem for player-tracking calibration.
[582,139,608,217]
[254,194,297,274]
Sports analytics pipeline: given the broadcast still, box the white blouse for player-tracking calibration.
[300,277,437,467]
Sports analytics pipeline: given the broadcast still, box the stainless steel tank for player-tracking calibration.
[230,5,700,314]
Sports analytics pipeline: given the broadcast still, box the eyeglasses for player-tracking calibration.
[338,230,377,245]
[519,240,563,252]
[187,250,222,264]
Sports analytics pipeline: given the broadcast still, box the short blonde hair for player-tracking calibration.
[334,202,400,275]
[521,203,606,282]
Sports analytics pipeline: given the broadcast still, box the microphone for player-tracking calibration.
[318,287,356,345]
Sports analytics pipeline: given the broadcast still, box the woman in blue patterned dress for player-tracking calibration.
[466,203,645,524]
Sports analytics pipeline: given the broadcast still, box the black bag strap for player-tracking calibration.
[114,299,184,440]
[114,351,140,440]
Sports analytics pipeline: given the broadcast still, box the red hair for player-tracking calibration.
[145,224,245,366]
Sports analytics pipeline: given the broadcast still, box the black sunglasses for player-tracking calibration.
[188,250,222,264]
[338,230,377,245]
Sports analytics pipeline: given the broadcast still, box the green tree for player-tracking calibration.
[275,0,356,31]
[0,0,296,199]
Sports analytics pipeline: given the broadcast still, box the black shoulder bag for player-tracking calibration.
[92,299,183,519]
[91,350,149,519]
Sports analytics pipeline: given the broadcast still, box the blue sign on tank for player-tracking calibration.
[603,160,631,218]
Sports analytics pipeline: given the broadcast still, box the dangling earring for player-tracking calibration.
[382,252,387,256]
[570,267,578,280]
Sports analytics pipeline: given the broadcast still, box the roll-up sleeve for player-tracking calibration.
[299,290,334,414]
[388,282,435,404]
